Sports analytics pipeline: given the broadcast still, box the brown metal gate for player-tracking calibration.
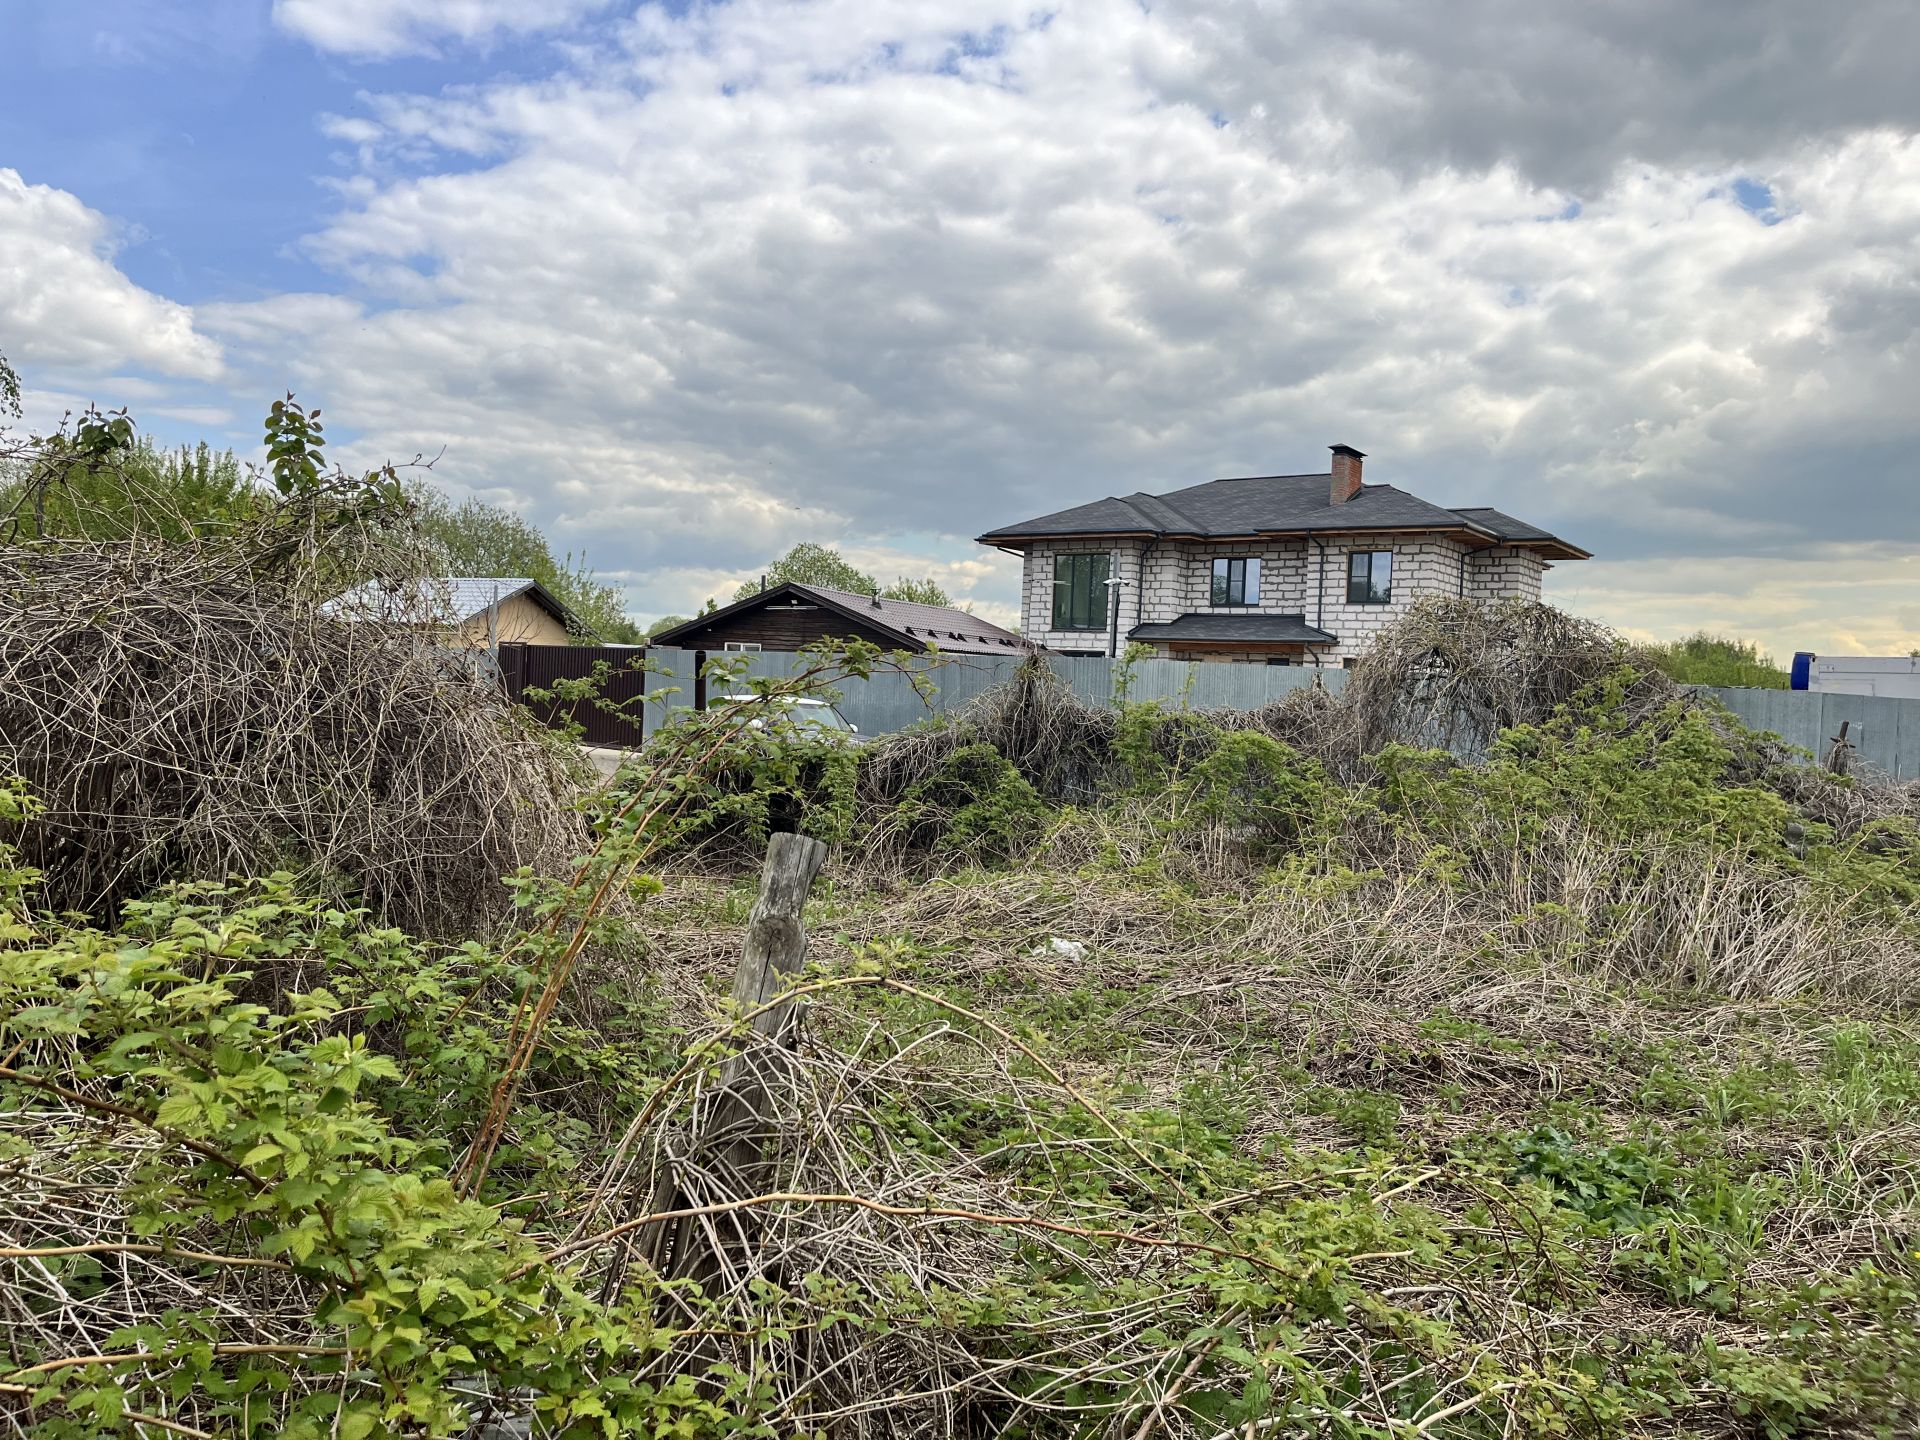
[497,643,653,748]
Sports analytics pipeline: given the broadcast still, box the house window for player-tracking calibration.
[1346,550,1392,604]
[1052,552,1111,631]
[1210,556,1261,606]
[723,641,762,652]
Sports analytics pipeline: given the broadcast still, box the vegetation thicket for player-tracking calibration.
[1644,631,1792,689]
[731,540,956,606]
[6,397,1920,1439]
[0,392,640,642]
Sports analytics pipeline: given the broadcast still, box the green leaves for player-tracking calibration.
[263,395,325,498]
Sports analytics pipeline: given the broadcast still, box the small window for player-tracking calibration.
[1265,656,1294,667]
[1346,550,1392,605]
[723,641,762,653]
[1210,556,1261,606]
[1052,552,1112,631]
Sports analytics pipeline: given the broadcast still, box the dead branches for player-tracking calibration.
[0,542,582,935]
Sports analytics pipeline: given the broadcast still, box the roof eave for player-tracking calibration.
[975,529,1160,546]
[652,581,918,650]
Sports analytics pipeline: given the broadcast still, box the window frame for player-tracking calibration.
[723,641,763,653]
[1051,552,1112,632]
[1346,550,1393,605]
[1209,555,1262,607]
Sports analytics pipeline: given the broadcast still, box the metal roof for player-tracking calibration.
[325,577,580,631]
[1128,612,1338,646]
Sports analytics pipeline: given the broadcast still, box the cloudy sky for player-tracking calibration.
[2,0,1917,651]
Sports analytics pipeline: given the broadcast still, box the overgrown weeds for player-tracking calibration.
[6,554,1920,1437]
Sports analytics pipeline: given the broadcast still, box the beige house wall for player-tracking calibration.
[452,592,570,648]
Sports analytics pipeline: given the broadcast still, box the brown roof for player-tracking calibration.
[652,582,1037,656]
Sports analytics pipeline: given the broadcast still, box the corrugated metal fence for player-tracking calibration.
[498,643,1920,780]
[497,643,649,747]
[641,647,1347,735]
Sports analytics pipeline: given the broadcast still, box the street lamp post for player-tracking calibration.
[1104,576,1132,660]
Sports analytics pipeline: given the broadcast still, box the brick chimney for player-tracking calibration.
[1329,444,1366,505]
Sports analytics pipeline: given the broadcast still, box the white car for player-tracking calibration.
[716,695,864,744]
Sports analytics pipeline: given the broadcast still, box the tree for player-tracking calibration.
[734,542,877,600]
[410,490,643,643]
[734,542,955,607]
[0,432,262,545]
[1644,631,1789,689]
[646,614,690,639]
[0,348,19,420]
[881,575,954,607]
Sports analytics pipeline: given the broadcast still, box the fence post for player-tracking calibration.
[693,649,708,712]
[643,831,827,1287]
[637,645,648,741]
[1826,719,1855,776]
[497,641,526,698]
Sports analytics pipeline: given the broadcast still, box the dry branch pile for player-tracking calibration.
[0,542,582,935]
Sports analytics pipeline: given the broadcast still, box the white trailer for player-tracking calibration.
[1797,655,1920,699]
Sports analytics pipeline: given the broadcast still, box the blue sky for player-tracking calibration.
[2,0,1918,650]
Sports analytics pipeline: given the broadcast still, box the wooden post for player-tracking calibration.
[693,649,708,712]
[643,831,827,1287]
[1826,719,1854,776]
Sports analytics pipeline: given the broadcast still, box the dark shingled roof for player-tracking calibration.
[1446,507,1562,545]
[980,472,1587,557]
[1128,612,1338,646]
[651,582,1034,656]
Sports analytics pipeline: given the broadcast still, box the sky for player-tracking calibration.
[1,0,1917,653]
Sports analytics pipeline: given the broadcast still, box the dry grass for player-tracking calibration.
[8,587,1920,1437]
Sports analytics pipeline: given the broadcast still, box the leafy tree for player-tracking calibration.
[881,575,955,606]
[1643,631,1789,689]
[647,613,691,639]
[0,348,19,419]
[735,542,954,607]
[411,490,642,643]
[735,542,877,600]
[0,432,261,544]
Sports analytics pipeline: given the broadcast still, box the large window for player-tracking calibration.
[1052,552,1111,631]
[1346,550,1392,605]
[1210,556,1262,606]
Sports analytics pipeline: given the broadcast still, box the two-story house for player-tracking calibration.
[977,446,1587,664]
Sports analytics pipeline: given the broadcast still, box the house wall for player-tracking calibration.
[1311,535,1470,662]
[1017,538,1142,654]
[453,593,570,648]
[1466,546,1549,602]
[1018,533,1549,663]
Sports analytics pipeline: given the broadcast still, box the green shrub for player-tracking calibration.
[1175,731,1331,854]
[1645,632,1790,689]
[893,742,1052,864]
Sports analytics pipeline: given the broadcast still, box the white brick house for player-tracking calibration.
[978,446,1588,665]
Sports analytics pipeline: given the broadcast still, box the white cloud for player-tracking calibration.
[273,0,614,59]
[1551,545,1920,660]
[0,168,222,384]
[26,1,1920,655]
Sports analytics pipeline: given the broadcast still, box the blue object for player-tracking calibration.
[1790,652,1813,691]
